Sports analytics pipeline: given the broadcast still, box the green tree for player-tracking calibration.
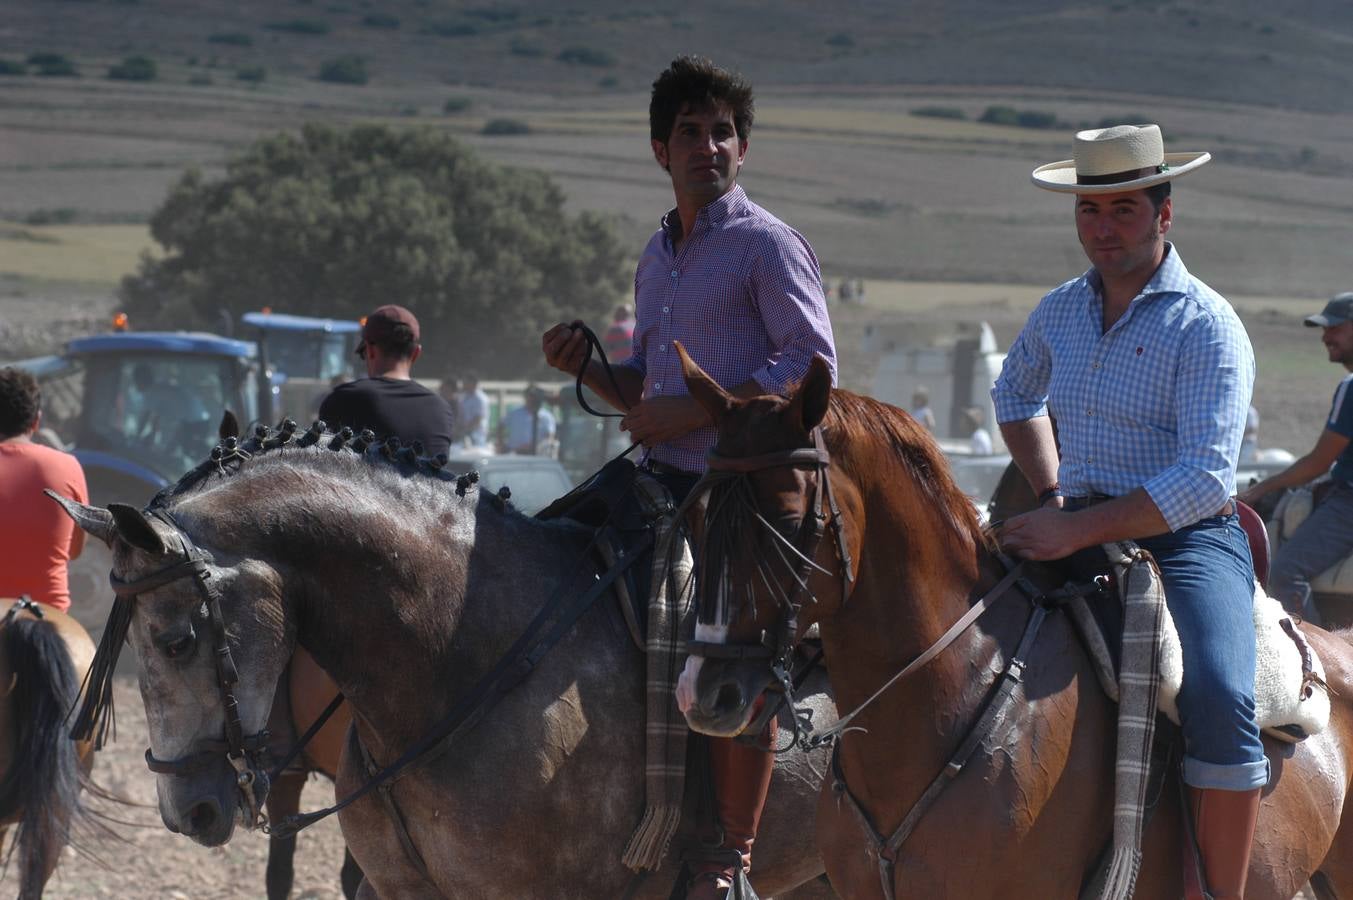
[119,125,630,376]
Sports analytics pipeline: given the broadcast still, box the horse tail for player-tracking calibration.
[0,615,84,896]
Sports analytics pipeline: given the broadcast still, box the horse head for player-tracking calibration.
[49,491,291,847]
[674,343,855,737]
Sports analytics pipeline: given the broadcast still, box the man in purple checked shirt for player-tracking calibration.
[543,55,835,900]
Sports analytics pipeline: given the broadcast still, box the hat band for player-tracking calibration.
[1077,164,1165,186]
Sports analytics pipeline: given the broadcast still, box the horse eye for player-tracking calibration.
[158,628,197,660]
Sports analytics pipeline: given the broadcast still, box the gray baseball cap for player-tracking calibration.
[1305,292,1353,328]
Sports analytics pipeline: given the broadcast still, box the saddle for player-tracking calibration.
[537,457,674,648]
[1052,544,1328,741]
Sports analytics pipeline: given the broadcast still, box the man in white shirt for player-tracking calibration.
[502,386,556,455]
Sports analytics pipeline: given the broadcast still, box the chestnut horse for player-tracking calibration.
[263,649,362,900]
[0,598,96,899]
[674,344,1353,899]
[49,427,838,899]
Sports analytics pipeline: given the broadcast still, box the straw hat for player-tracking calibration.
[1031,124,1210,194]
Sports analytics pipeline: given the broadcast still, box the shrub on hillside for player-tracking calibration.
[28,52,78,77]
[318,55,367,84]
[0,59,25,76]
[979,105,1062,130]
[1095,114,1148,128]
[557,46,615,67]
[421,20,477,37]
[443,96,472,114]
[508,38,544,57]
[826,32,854,48]
[119,124,629,377]
[361,13,399,29]
[26,208,78,225]
[108,55,157,81]
[236,65,266,83]
[481,118,530,135]
[208,32,253,46]
[911,106,966,120]
[265,19,331,35]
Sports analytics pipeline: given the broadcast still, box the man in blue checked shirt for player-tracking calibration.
[992,124,1261,900]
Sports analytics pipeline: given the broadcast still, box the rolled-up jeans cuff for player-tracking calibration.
[1183,755,1269,791]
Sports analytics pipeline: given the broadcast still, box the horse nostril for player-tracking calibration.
[187,800,219,835]
[713,682,745,715]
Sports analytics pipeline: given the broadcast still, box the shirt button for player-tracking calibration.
[670,271,678,278]
[660,343,666,351]
[655,382,662,390]
[1087,456,1094,463]
[1092,362,1101,370]
[663,306,670,313]
[1086,409,1094,416]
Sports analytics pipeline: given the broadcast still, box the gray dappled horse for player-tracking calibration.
[51,430,837,899]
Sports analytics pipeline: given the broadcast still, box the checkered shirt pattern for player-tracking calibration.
[618,184,837,473]
[992,245,1254,531]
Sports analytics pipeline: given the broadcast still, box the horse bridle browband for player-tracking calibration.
[109,507,270,827]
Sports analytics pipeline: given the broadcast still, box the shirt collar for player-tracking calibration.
[1084,241,1190,301]
[660,184,748,244]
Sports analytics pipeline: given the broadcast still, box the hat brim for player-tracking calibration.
[1305,315,1345,328]
[1031,151,1211,194]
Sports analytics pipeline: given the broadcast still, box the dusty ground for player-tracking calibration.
[15,674,351,899]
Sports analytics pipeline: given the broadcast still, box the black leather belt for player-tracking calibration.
[1063,494,1235,517]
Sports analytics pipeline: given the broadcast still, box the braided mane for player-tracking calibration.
[150,418,489,510]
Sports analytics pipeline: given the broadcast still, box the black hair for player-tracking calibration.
[1145,180,1172,213]
[0,367,41,438]
[649,56,754,144]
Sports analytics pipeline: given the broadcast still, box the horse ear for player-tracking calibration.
[107,503,167,555]
[219,410,240,440]
[676,341,734,424]
[45,490,117,547]
[789,354,833,431]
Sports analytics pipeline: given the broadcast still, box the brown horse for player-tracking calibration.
[674,344,1353,899]
[263,648,362,900]
[49,426,838,899]
[0,598,96,899]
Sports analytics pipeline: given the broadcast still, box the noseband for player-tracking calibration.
[683,426,854,704]
[108,508,269,827]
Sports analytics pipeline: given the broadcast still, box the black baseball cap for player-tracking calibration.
[1305,292,1353,328]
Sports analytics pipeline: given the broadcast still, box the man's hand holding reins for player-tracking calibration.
[620,396,709,447]
[541,321,643,414]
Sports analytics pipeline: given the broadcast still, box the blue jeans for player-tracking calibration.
[1268,480,1353,626]
[1137,514,1269,791]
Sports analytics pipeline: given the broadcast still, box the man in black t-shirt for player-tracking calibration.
[319,304,455,458]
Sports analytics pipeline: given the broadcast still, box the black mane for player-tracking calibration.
[150,419,486,510]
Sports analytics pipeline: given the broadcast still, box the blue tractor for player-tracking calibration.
[239,311,362,420]
[14,330,275,632]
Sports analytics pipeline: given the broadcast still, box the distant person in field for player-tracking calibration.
[457,372,489,447]
[965,405,993,455]
[501,385,557,455]
[910,386,937,432]
[992,124,1263,898]
[541,55,836,900]
[1240,292,1353,626]
[319,304,454,458]
[604,304,636,363]
[0,366,88,612]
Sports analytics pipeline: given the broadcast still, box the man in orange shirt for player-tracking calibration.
[0,367,88,612]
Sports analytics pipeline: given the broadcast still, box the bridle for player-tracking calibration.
[107,507,271,828]
[681,426,854,743]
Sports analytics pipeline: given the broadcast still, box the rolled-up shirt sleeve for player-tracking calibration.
[992,302,1052,424]
[1143,310,1254,531]
[747,226,837,392]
